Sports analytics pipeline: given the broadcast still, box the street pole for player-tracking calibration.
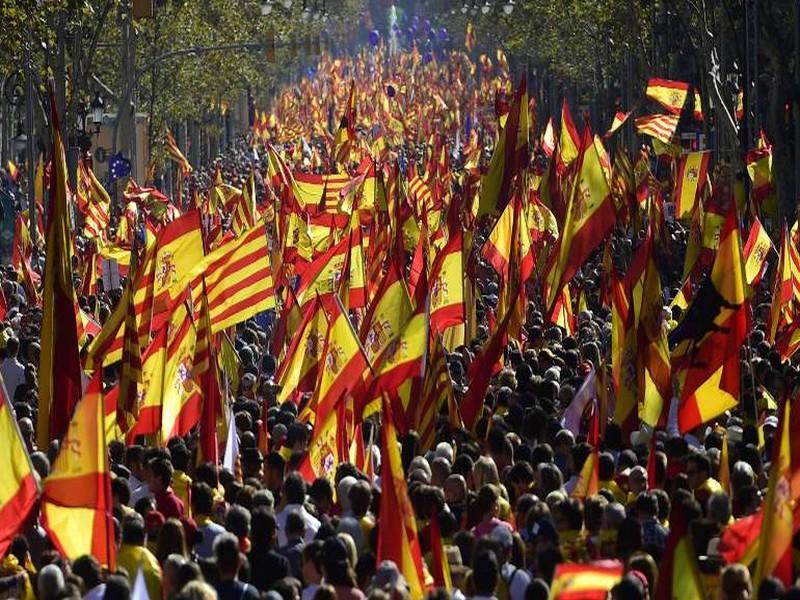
[25,27,37,249]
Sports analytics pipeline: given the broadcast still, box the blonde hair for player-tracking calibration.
[178,582,217,600]
[336,532,358,567]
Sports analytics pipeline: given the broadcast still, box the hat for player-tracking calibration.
[764,415,779,429]
[373,560,408,591]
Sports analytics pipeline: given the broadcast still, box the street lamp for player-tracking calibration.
[260,0,273,15]
[482,2,492,15]
[502,0,515,14]
[90,90,104,134]
[302,0,311,20]
[461,2,468,14]
[470,2,479,15]
[281,0,292,8]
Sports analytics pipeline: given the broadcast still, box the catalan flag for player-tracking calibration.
[0,376,39,557]
[116,276,142,433]
[229,171,257,236]
[164,129,193,177]
[646,77,703,121]
[673,151,710,219]
[412,333,457,452]
[334,79,357,166]
[635,113,680,145]
[38,94,84,449]
[77,161,111,241]
[194,220,275,333]
[377,396,427,599]
[41,372,116,570]
[477,77,529,218]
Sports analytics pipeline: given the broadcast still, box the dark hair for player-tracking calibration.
[472,549,499,595]
[72,555,102,589]
[103,574,131,600]
[285,512,306,538]
[195,463,220,488]
[121,514,146,546]
[111,477,131,506]
[282,472,306,505]
[213,533,241,575]
[149,458,174,487]
[191,482,215,515]
[250,507,278,547]
[687,453,711,477]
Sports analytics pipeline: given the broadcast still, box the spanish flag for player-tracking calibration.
[377,396,428,599]
[360,259,413,366]
[746,130,776,220]
[428,230,465,334]
[275,297,329,405]
[611,273,638,436]
[571,401,599,500]
[429,506,452,592]
[41,372,116,570]
[0,377,39,557]
[477,77,528,218]
[670,205,749,432]
[654,501,705,600]
[646,77,703,121]
[295,236,349,306]
[743,216,774,287]
[673,151,710,219]
[549,563,622,600]
[559,98,581,167]
[38,93,84,449]
[603,109,633,139]
[754,399,800,590]
[545,127,616,317]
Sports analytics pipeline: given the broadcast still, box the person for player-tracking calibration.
[489,525,531,600]
[280,512,306,580]
[37,564,65,600]
[213,533,260,600]
[301,540,324,600]
[72,555,105,600]
[721,564,752,600]
[150,458,185,519]
[192,482,225,559]
[636,493,668,561]
[0,336,25,397]
[686,453,723,508]
[320,536,364,600]
[277,473,320,546]
[116,514,162,600]
[162,554,188,600]
[156,518,189,564]
[471,549,500,600]
[247,507,290,592]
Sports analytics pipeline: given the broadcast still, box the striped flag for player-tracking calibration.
[412,333,456,452]
[673,151,710,219]
[77,161,111,241]
[192,220,275,332]
[41,371,116,570]
[228,171,257,236]
[0,374,39,557]
[164,129,192,177]
[549,563,623,600]
[635,113,680,145]
[603,109,633,138]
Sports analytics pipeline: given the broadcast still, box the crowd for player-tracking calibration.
[0,32,789,600]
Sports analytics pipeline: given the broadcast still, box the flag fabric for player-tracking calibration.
[654,501,705,600]
[559,98,581,168]
[275,297,329,405]
[548,563,623,600]
[545,127,616,316]
[465,22,476,52]
[669,205,750,432]
[412,333,457,452]
[0,375,39,557]
[673,151,710,219]
[360,259,414,366]
[116,279,142,432]
[78,161,111,241]
[645,77,703,121]
[222,408,239,475]
[334,80,357,166]
[753,399,797,588]
[377,396,427,599]
[428,230,465,333]
[477,78,529,218]
[192,220,275,333]
[37,95,84,449]
[635,114,680,145]
[743,216,774,287]
[6,160,19,183]
[429,506,452,592]
[165,129,193,177]
[746,131,776,220]
[41,372,116,570]
[229,172,257,236]
[571,401,599,500]
[603,109,633,139]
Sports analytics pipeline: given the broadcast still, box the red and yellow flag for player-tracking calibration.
[646,77,703,120]
[38,96,84,448]
[41,372,116,570]
[276,297,329,405]
[571,402,599,500]
[429,230,465,334]
[743,216,774,288]
[0,378,39,557]
[477,77,528,218]
[377,396,428,599]
[654,502,705,600]
[465,22,476,52]
[549,563,623,600]
[164,129,193,177]
[673,151,710,219]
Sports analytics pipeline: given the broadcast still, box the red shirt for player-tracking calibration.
[154,487,185,520]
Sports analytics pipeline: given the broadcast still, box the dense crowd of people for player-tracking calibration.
[0,36,789,600]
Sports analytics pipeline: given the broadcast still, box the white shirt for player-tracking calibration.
[501,563,531,600]
[276,503,320,546]
[83,583,106,600]
[0,357,25,398]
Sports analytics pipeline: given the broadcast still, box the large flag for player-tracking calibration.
[477,78,529,218]
[669,205,750,432]
[38,94,84,448]
[41,372,116,570]
[377,396,427,599]
[673,151,710,219]
[646,77,703,121]
[360,259,414,366]
[654,501,705,600]
[545,127,616,316]
[428,230,465,333]
[0,376,39,557]
[559,98,581,167]
[753,399,799,589]
[192,220,275,332]
[275,297,329,404]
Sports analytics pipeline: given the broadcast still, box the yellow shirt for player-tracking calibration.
[172,470,193,518]
[117,544,162,600]
[598,479,626,504]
